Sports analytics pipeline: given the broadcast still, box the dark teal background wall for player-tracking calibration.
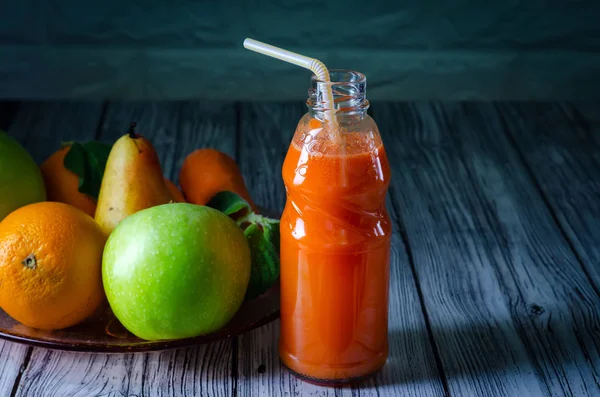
[1,1,599,100]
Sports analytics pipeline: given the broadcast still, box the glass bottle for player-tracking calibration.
[279,70,392,383]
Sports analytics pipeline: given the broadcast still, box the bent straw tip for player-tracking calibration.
[243,38,258,49]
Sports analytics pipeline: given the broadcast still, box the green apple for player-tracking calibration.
[0,131,46,221]
[102,203,251,340]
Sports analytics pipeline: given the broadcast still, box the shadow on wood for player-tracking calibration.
[0,101,19,131]
[253,310,596,390]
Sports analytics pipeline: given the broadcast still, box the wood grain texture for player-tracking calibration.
[14,352,145,397]
[376,101,600,396]
[499,102,600,292]
[6,101,105,162]
[236,102,445,396]
[570,102,600,125]
[236,102,303,397]
[375,102,551,396]
[10,101,237,397]
[0,341,30,397]
[377,197,447,397]
[449,102,600,396]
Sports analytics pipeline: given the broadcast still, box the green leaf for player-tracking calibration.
[207,191,280,300]
[243,220,280,300]
[206,191,252,218]
[63,141,112,200]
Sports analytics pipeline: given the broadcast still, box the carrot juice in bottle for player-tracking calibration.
[279,70,392,383]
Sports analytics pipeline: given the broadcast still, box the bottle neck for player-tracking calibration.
[306,70,369,123]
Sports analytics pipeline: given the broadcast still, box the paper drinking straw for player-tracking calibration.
[243,38,338,126]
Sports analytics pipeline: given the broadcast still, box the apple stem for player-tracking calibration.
[128,122,139,139]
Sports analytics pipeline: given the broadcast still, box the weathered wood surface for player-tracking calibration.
[451,102,600,396]
[377,102,548,396]
[0,100,599,396]
[499,102,600,292]
[375,102,600,396]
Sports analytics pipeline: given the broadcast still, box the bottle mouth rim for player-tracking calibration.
[310,69,366,85]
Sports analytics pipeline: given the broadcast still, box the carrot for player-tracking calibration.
[179,149,255,208]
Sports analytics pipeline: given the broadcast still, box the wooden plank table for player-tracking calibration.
[0,100,598,397]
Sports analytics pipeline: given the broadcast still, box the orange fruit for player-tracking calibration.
[179,149,255,208]
[164,178,186,202]
[40,145,97,217]
[0,202,106,330]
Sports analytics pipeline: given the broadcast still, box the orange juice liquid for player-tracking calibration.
[279,121,391,382]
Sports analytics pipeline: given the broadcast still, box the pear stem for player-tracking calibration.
[127,122,138,138]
